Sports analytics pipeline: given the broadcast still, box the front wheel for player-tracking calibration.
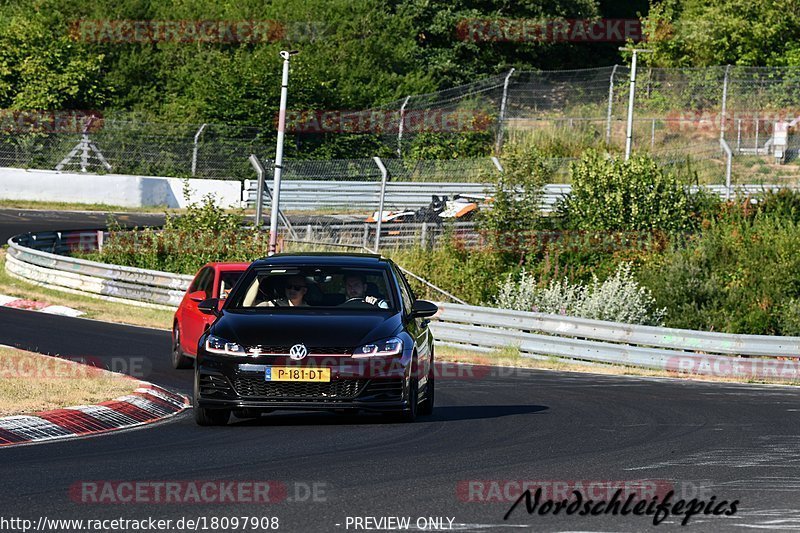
[171,323,193,369]
[400,375,419,422]
[418,365,434,416]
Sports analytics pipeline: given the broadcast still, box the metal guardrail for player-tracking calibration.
[6,230,192,309]
[432,303,800,381]
[6,229,800,380]
[244,180,572,211]
[244,180,794,212]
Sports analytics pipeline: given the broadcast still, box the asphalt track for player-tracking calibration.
[0,209,168,243]
[2,214,800,532]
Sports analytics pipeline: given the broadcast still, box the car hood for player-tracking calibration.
[211,310,402,349]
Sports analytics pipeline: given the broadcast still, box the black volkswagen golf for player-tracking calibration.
[193,253,438,425]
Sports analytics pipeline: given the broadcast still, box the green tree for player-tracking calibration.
[643,0,800,67]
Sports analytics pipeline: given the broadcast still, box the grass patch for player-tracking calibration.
[0,199,179,213]
[0,249,173,330]
[0,345,139,416]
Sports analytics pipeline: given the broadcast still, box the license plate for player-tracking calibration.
[265,367,331,382]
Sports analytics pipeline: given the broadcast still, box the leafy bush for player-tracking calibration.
[479,143,553,256]
[85,187,268,274]
[494,263,666,326]
[638,211,800,335]
[557,151,695,233]
[387,234,510,304]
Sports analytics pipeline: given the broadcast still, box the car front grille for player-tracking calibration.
[233,373,368,399]
[245,346,352,355]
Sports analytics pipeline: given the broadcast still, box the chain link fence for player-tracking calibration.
[3,66,800,185]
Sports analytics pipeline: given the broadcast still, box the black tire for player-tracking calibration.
[171,323,193,370]
[400,373,419,423]
[193,374,230,426]
[418,364,435,416]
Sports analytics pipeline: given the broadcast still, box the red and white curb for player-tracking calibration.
[0,294,84,317]
[0,384,189,447]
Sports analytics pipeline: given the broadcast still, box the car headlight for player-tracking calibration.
[205,334,246,356]
[353,337,403,358]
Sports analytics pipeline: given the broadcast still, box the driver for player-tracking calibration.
[344,274,388,308]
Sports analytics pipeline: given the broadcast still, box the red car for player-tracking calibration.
[172,262,250,369]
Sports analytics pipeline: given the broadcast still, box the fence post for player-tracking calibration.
[737,119,742,152]
[191,123,207,177]
[651,118,656,149]
[605,65,619,144]
[494,68,516,155]
[720,65,730,148]
[373,156,389,252]
[397,96,411,157]
[620,48,653,160]
[755,116,759,153]
[490,156,504,173]
[721,138,733,200]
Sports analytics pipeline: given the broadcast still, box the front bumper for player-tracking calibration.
[195,352,411,412]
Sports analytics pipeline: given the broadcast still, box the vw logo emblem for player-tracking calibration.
[289,344,308,360]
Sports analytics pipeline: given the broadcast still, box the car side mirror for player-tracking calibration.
[198,298,221,316]
[189,290,206,302]
[410,300,438,319]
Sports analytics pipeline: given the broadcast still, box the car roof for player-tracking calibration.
[250,253,388,268]
[205,262,250,270]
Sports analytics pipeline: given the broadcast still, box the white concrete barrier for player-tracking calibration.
[0,167,243,208]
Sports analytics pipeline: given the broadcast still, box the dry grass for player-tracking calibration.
[0,249,173,330]
[0,199,180,213]
[0,345,140,416]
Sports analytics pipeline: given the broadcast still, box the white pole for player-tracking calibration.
[270,50,298,255]
[619,48,653,161]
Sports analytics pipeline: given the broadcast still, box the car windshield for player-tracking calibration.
[226,266,396,311]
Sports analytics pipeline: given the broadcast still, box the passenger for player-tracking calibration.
[259,275,309,307]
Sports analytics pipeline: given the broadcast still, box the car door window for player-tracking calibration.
[395,268,414,314]
[192,268,214,299]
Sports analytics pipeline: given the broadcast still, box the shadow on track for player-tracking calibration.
[226,404,548,427]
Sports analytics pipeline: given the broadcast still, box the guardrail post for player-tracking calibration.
[362,223,369,249]
[421,222,428,248]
